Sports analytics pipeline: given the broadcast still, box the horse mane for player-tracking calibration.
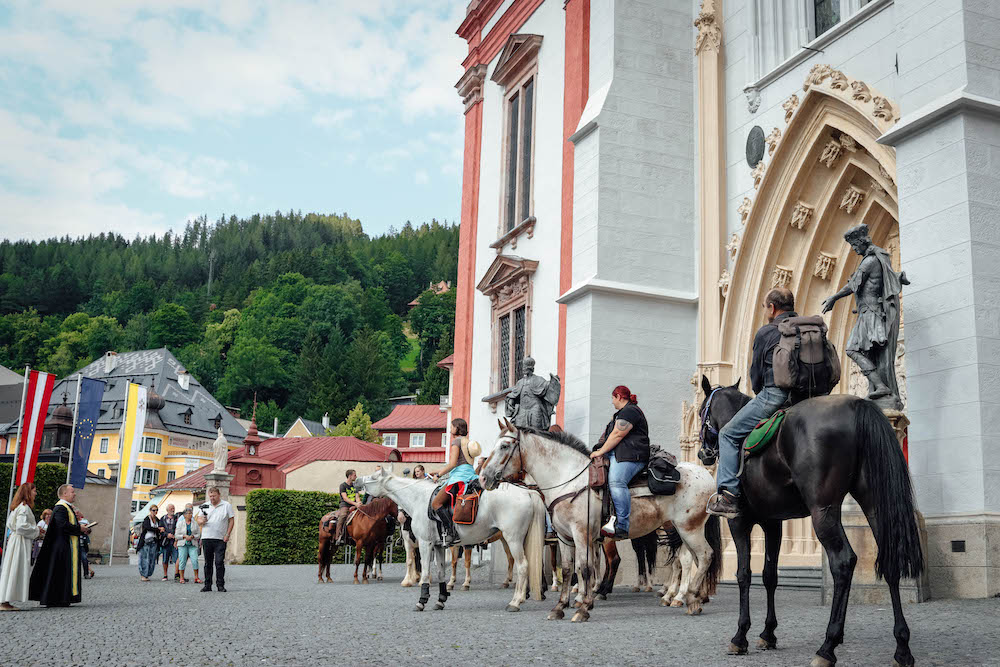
[358,496,396,518]
[521,427,592,458]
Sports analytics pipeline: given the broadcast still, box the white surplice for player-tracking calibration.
[1,503,39,604]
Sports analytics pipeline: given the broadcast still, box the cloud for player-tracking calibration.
[414,170,429,185]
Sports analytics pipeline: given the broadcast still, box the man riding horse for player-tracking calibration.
[333,469,363,546]
[707,287,796,518]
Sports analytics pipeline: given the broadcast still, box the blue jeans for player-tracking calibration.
[716,385,788,497]
[609,451,646,534]
[138,541,159,578]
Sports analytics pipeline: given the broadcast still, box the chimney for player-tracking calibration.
[177,370,190,391]
[322,412,330,430]
[104,351,118,374]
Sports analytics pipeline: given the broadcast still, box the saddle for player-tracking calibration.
[427,479,483,527]
[744,409,787,458]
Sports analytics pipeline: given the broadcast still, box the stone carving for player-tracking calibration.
[790,202,813,229]
[839,133,858,152]
[872,96,895,122]
[821,223,910,410]
[839,185,866,215]
[494,276,529,306]
[803,63,834,90]
[771,265,793,288]
[678,373,703,462]
[813,252,838,281]
[895,334,908,412]
[878,163,895,188]
[725,233,740,262]
[850,80,872,103]
[694,7,722,54]
[504,356,561,429]
[750,161,766,188]
[782,94,799,123]
[745,87,761,113]
[212,427,228,474]
[718,269,731,298]
[737,197,752,224]
[829,69,849,90]
[765,127,781,155]
[870,178,886,197]
[456,64,488,113]
[819,140,843,168]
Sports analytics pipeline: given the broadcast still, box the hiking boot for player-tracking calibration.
[613,528,629,540]
[707,491,740,519]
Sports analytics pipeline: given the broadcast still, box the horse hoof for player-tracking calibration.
[506,604,520,612]
[353,580,359,585]
[570,611,589,623]
[549,584,559,592]
[810,656,834,667]
[547,610,565,621]
[892,659,914,667]
[433,602,445,610]
[644,586,653,593]
[727,643,748,656]
[597,593,607,601]
[756,638,777,651]
[414,604,424,612]
[502,582,510,589]
[462,584,470,590]
[670,599,683,608]
[447,583,454,591]
[685,604,702,616]
[401,582,413,588]
[660,597,670,607]
[631,586,640,593]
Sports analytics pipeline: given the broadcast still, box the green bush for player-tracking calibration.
[1,462,68,535]
[244,488,340,565]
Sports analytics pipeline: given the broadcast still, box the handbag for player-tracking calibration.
[453,491,480,525]
[588,457,609,489]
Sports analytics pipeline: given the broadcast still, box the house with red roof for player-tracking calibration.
[372,404,448,454]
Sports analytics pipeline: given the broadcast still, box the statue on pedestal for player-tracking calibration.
[212,427,229,473]
[821,223,909,410]
[504,357,560,430]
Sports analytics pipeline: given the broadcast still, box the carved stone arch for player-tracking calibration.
[719,72,900,396]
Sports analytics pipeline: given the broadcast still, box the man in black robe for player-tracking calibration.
[29,484,90,607]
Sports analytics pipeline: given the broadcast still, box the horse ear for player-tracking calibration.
[497,419,506,434]
[505,417,516,432]
[701,374,713,396]
[731,377,742,389]
[384,463,394,476]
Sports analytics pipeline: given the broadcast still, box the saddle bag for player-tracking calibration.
[453,491,480,525]
[772,315,841,397]
[646,446,681,496]
[589,457,609,490]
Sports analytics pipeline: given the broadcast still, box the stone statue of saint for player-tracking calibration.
[821,223,909,410]
[212,427,229,473]
[504,356,561,430]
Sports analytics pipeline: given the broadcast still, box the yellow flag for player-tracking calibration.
[119,383,148,489]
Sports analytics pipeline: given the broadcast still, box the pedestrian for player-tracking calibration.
[159,504,179,581]
[32,508,51,566]
[174,506,201,584]
[138,504,164,582]
[194,487,234,593]
[28,484,90,607]
[75,511,95,580]
[1,483,40,611]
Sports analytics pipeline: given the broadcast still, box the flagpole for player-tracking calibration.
[66,373,83,485]
[108,385,128,567]
[4,366,30,552]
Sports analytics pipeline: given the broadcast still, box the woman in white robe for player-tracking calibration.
[1,483,40,611]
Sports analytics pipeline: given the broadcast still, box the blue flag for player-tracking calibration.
[70,377,106,489]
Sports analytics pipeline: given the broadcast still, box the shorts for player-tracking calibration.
[159,542,179,564]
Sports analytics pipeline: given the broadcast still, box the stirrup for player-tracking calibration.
[601,516,617,536]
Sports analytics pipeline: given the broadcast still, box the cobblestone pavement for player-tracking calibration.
[3,563,998,666]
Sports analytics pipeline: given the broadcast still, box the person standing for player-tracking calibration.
[174,507,201,584]
[75,511,95,580]
[28,484,90,607]
[138,505,164,582]
[1,483,40,611]
[159,504,179,581]
[195,487,234,593]
[31,508,51,566]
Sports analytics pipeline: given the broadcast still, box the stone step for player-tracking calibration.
[720,565,823,590]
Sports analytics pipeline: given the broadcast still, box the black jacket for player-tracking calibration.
[750,311,797,394]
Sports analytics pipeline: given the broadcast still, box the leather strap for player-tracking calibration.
[546,486,589,515]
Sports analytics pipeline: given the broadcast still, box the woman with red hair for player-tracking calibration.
[589,386,650,539]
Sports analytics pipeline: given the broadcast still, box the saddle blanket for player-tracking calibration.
[744,409,786,456]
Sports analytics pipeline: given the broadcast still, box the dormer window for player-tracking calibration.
[180,407,193,425]
[213,414,222,430]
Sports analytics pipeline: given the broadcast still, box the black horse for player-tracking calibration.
[697,376,922,667]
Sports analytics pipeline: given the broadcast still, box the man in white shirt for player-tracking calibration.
[195,486,235,592]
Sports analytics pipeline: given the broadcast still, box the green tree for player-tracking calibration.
[417,333,452,406]
[328,402,381,443]
[148,303,199,351]
[377,251,416,314]
[219,335,288,406]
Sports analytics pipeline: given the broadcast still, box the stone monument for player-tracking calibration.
[504,356,561,430]
[206,427,234,501]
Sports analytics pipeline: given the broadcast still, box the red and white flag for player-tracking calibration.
[16,370,56,485]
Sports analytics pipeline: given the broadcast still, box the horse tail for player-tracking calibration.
[704,514,722,596]
[524,490,547,599]
[855,398,924,581]
[645,531,657,570]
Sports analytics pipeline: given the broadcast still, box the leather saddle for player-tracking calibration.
[427,479,482,525]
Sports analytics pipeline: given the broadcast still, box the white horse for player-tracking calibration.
[481,421,720,622]
[357,464,546,612]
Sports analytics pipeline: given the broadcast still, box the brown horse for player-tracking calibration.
[318,512,337,583]
[346,497,398,584]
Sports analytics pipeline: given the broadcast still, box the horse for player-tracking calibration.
[318,512,337,583]
[447,533,515,591]
[481,420,720,622]
[357,464,546,612]
[696,376,923,667]
[399,510,422,587]
[344,496,398,584]
[595,533,657,597]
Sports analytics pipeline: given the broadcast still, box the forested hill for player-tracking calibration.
[0,212,459,429]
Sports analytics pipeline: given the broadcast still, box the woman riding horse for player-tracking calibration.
[430,418,481,546]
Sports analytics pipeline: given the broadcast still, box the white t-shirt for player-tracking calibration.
[196,500,235,540]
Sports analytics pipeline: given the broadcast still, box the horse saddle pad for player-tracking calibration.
[345,509,359,528]
[744,409,786,457]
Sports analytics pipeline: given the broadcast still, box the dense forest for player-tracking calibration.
[0,212,458,429]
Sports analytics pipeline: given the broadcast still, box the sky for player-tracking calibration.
[0,0,467,242]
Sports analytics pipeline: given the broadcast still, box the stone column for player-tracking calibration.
[877,0,1000,599]
[204,472,234,501]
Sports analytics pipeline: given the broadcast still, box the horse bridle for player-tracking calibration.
[489,431,524,487]
[697,387,723,464]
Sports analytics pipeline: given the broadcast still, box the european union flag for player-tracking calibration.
[70,377,106,488]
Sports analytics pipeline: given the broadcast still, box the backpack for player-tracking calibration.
[646,446,681,496]
[772,315,841,397]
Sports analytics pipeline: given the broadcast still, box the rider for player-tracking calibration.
[590,386,650,540]
[333,469,363,546]
[430,419,481,546]
[707,287,796,518]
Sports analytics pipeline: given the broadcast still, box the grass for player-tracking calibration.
[400,324,420,372]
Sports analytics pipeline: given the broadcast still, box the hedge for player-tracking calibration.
[1,462,68,536]
[244,489,341,565]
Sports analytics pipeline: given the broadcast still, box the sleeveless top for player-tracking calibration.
[447,437,479,486]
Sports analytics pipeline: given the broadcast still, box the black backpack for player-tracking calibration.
[772,315,841,397]
[647,446,681,496]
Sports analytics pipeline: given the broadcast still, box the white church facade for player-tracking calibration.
[450,0,1000,598]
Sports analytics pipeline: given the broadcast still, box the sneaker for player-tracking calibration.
[161,576,168,581]
[174,573,180,581]
[707,491,740,518]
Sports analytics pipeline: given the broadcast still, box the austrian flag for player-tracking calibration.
[16,370,56,485]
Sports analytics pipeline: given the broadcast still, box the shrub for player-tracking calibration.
[244,489,340,565]
[0,462,68,535]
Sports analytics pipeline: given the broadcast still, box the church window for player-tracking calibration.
[813,0,840,36]
[476,255,537,399]
[514,306,527,382]
[499,314,512,390]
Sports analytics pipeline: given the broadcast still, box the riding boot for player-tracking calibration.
[865,370,891,399]
[434,507,459,546]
